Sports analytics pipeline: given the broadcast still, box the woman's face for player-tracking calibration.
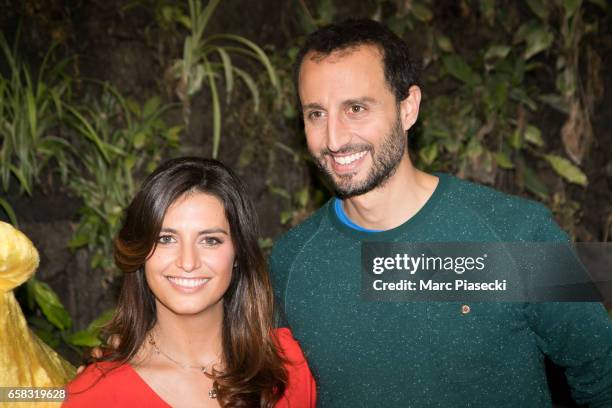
[145,192,235,318]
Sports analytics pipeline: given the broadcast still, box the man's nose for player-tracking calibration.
[326,114,351,152]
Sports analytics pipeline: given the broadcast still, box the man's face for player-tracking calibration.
[298,45,413,198]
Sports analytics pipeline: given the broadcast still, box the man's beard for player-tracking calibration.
[312,115,406,199]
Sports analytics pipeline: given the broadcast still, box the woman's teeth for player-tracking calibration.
[167,277,209,288]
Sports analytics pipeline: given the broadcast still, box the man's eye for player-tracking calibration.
[350,105,364,113]
[158,235,175,244]
[308,111,323,120]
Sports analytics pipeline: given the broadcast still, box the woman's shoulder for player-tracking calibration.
[63,362,134,406]
[273,328,306,363]
[272,328,317,408]
[69,362,129,387]
[63,361,168,407]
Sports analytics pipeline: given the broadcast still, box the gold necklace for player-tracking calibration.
[148,333,218,399]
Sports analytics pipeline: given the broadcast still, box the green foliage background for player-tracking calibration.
[0,0,610,359]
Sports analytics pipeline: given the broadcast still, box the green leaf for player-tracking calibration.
[178,15,192,30]
[523,165,549,198]
[442,56,480,86]
[64,104,110,162]
[442,138,462,154]
[523,26,554,60]
[133,131,147,149]
[34,328,59,348]
[526,0,550,19]
[208,34,279,91]
[9,164,32,195]
[386,15,409,37]
[317,0,336,24]
[86,309,115,334]
[544,154,587,186]
[269,186,291,200]
[233,67,260,112]
[524,125,544,147]
[538,93,569,114]
[31,279,72,331]
[563,0,581,18]
[68,230,90,249]
[142,97,160,119]
[216,47,234,100]
[125,154,137,172]
[0,197,18,227]
[510,88,538,111]
[419,144,438,165]
[188,64,206,96]
[509,129,522,150]
[412,4,433,22]
[196,0,221,41]
[556,67,577,97]
[166,125,182,145]
[66,330,102,347]
[91,251,105,269]
[436,34,454,53]
[280,210,293,225]
[488,79,508,111]
[204,57,222,159]
[479,0,495,24]
[283,103,296,119]
[466,138,483,159]
[125,97,141,117]
[494,152,514,169]
[484,45,511,61]
[295,187,309,208]
[25,85,37,139]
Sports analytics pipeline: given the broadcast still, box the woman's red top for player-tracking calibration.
[63,328,316,407]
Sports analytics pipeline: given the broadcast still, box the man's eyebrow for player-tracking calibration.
[302,97,378,111]
[160,227,229,235]
[302,102,324,111]
[343,97,378,106]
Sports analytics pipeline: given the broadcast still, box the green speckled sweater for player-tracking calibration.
[270,173,612,407]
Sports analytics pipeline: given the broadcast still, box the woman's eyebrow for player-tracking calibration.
[159,227,228,235]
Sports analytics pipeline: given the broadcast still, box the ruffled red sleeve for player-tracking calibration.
[274,328,317,408]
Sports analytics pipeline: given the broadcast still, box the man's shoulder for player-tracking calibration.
[443,174,560,240]
[272,201,330,255]
[269,202,331,291]
[447,174,550,217]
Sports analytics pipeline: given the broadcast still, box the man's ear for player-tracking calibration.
[399,85,421,132]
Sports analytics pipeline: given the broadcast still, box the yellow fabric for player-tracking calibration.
[0,222,75,407]
[0,221,39,292]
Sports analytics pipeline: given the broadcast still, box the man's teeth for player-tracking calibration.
[167,277,209,288]
[332,151,367,165]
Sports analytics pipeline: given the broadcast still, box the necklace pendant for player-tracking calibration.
[208,388,217,399]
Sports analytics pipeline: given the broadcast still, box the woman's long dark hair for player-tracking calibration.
[105,157,287,407]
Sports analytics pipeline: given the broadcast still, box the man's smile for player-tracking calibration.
[325,150,369,176]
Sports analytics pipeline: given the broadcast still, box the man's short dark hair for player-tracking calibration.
[293,19,420,107]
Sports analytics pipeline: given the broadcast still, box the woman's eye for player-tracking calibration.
[202,237,222,246]
[158,235,175,244]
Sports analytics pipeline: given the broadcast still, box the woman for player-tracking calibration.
[64,157,316,407]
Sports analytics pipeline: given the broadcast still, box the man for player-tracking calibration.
[270,19,612,407]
